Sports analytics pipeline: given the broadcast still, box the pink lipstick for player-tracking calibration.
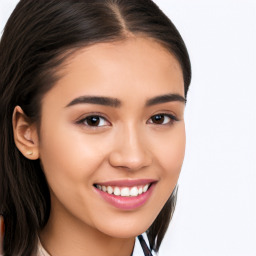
[93,179,156,210]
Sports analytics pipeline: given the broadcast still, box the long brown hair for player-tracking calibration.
[0,0,191,255]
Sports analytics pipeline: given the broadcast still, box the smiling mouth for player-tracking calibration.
[94,183,151,197]
[93,179,156,210]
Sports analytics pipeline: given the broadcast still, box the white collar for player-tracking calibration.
[37,233,156,256]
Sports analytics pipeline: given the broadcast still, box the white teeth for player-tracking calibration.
[107,186,113,194]
[130,187,139,196]
[121,187,130,196]
[114,187,121,196]
[96,183,151,197]
[143,184,149,193]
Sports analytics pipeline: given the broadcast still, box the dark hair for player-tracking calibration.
[0,0,191,255]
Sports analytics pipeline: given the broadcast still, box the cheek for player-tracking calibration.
[141,124,185,224]
[155,123,185,173]
[38,121,105,191]
[153,124,185,214]
[38,122,108,225]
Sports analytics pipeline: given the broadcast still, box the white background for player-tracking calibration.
[1,1,256,255]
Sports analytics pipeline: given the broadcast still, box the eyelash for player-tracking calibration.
[76,113,178,128]
[147,113,178,125]
[76,115,110,127]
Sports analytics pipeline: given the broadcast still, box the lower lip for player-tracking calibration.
[94,183,155,211]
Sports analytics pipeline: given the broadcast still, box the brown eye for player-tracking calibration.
[86,116,100,126]
[148,114,177,125]
[152,114,165,124]
[79,115,109,127]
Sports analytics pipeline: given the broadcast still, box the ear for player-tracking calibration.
[12,106,39,160]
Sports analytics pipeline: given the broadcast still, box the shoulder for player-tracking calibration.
[36,239,50,256]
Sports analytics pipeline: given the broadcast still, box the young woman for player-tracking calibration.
[0,0,191,255]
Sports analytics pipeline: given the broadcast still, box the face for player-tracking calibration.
[38,36,185,238]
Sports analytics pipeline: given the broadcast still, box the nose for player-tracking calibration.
[108,125,152,171]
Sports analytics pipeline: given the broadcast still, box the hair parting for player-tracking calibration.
[0,1,191,255]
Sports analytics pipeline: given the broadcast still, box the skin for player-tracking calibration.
[13,36,186,256]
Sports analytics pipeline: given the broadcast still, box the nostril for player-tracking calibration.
[108,151,152,171]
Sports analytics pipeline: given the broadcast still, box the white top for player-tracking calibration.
[37,233,157,256]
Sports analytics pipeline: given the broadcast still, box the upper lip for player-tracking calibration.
[94,179,157,187]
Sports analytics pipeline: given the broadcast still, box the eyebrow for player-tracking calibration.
[66,96,121,108]
[65,93,186,108]
[145,93,186,106]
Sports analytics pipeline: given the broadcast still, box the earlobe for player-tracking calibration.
[12,106,39,160]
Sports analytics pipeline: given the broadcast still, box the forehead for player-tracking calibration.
[42,36,184,107]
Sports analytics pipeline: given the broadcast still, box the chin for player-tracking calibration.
[100,226,147,239]
[93,215,154,239]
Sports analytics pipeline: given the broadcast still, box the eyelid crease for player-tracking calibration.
[74,111,180,129]
[75,113,112,128]
[75,112,110,122]
[150,112,179,121]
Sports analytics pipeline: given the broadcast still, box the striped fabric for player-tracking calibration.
[137,235,153,256]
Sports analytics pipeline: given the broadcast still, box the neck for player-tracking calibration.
[39,196,135,256]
